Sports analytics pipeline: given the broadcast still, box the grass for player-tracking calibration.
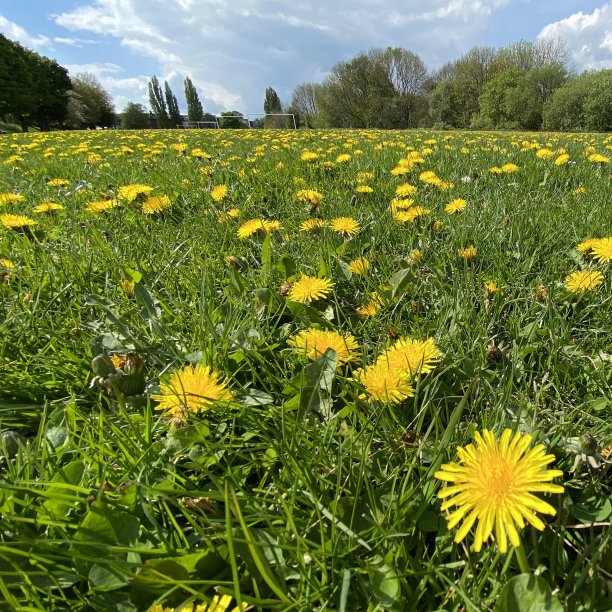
[0,128,611,611]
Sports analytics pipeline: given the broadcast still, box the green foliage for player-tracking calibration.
[164,80,182,128]
[184,76,204,123]
[148,75,170,128]
[219,110,246,128]
[68,73,116,129]
[120,102,150,129]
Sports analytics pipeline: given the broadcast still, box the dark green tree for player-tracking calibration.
[121,102,150,129]
[219,111,246,128]
[263,86,285,127]
[184,76,204,122]
[148,75,170,128]
[0,34,35,129]
[164,81,182,128]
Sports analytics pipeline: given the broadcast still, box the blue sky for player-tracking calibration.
[1,1,611,116]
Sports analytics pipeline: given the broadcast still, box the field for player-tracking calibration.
[0,127,611,611]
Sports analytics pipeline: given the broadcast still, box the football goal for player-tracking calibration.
[179,120,220,129]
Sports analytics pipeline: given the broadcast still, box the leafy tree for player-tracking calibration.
[164,81,182,128]
[184,76,204,122]
[0,34,35,129]
[120,102,150,129]
[68,73,115,128]
[288,82,321,127]
[263,87,285,127]
[148,76,170,128]
[428,79,462,128]
[583,70,612,131]
[479,67,524,128]
[219,111,246,128]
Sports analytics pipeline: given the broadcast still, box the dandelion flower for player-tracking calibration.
[287,328,359,365]
[0,213,37,229]
[554,154,570,166]
[354,361,415,404]
[576,238,601,254]
[0,193,24,206]
[409,249,422,263]
[445,198,467,214]
[296,189,324,205]
[348,256,371,275]
[0,258,16,269]
[395,183,417,198]
[459,245,477,261]
[501,163,519,173]
[393,207,430,223]
[301,151,319,162]
[47,178,70,187]
[33,202,64,213]
[379,337,442,376]
[299,218,328,232]
[536,149,554,159]
[355,185,374,194]
[587,153,609,164]
[357,293,383,317]
[142,195,171,214]
[336,153,351,163]
[237,218,281,239]
[151,363,233,419]
[87,200,119,213]
[591,237,612,263]
[434,429,564,553]
[564,270,604,293]
[330,217,360,237]
[484,281,498,295]
[210,185,228,202]
[288,276,334,303]
[118,184,154,203]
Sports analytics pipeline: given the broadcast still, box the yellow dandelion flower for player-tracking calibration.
[288,276,334,303]
[355,185,374,194]
[591,237,612,263]
[237,218,281,239]
[0,258,16,269]
[87,200,119,213]
[151,364,233,419]
[118,184,154,203]
[489,166,503,174]
[354,361,415,404]
[356,171,373,183]
[287,328,359,364]
[142,195,171,214]
[33,202,64,213]
[348,256,371,275]
[564,270,604,293]
[536,149,554,159]
[434,429,564,553]
[419,170,441,185]
[459,245,477,261]
[445,198,467,214]
[587,153,609,164]
[433,220,443,232]
[390,197,414,212]
[336,153,351,163]
[484,280,498,295]
[0,213,37,229]
[554,154,570,166]
[357,292,383,317]
[0,193,24,206]
[393,207,430,223]
[409,249,422,263]
[47,178,70,187]
[572,187,587,195]
[301,151,319,162]
[576,238,601,253]
[395,183,417,198]
[500,163,519,173]
[296,189,324,205]
[211,185,228,202]
[379,337,442,376]
[330,216,360,237]
[300,218,328,232]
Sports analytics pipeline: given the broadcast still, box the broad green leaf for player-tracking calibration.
[367,555,400,610]
[494,574,563,612]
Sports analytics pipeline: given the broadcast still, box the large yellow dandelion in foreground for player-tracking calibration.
[151,364,233,418]
[0,214,37,229]
[435,429,564,553]
[330,216,360,237]
[287,328,359,365]
[591,237,612,263]
[118,184,154,202]
[288,276,334,303]
[564,270,604,293]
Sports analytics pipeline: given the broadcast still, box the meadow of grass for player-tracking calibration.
[0,127,611,611]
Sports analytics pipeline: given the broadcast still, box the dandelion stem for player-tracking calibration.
[514,545,531,574]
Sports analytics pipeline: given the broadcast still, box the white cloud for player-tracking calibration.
[538,3,612,71]
[54,37,100,47]
[51,0,524,114]
[0,15,51,49]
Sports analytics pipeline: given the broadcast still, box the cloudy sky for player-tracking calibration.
[1,1,611,117]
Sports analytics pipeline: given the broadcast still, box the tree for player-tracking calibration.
[164,81,182,128]
[68,73,115,128]
[428,79,461,128]
[478,67,525,128]
[0,34,35,129]
[263,86,285,127]
[219,111,246,128]
[121,102,150,129]
[184,76,204,122]
[288,82,321,127]
[148,76,170,128]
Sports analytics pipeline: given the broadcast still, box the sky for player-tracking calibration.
[1,0,611,117]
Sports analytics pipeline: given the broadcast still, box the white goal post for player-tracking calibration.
[179,120,220,129]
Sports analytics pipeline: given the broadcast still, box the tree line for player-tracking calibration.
[287,40,612,131]
[2,32,611,132]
